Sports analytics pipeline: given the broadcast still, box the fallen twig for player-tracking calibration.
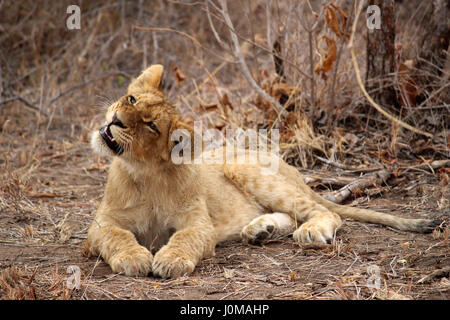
[400,159,450,174]
[417,266,450,284]
[316,159,449,204]
[322,169,391,204]
[315,155,353,170]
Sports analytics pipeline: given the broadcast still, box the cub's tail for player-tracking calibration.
[308,188,445,233]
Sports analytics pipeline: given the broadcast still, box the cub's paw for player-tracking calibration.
[109,246,153,276]
[241,213,295,244]
[152,246,195,278]
[241,216,276,244]
[293,213,341,244]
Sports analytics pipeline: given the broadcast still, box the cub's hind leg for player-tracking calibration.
[224,164,342,244]
[292,211,340,243]
[241,212,296,244]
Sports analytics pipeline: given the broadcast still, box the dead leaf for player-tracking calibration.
[314,35,337,80]
[330,3,348,39]
[284,112,298,127]
[437,168,450,186]
[173,65,186,83]
[271,82,301,101]
[289,271,298,282]
[20,225,35,238]
[325,5,342,39]
[283,131,295,142]
[220,93,233,111]
[336,281,349,299]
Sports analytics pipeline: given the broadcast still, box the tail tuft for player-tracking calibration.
[415,219,446,234]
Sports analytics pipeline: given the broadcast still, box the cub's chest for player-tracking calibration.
[131,203,177,252]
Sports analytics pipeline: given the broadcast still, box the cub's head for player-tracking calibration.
[91,65,193,164]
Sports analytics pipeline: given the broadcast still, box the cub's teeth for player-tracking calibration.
[111,138,115,141]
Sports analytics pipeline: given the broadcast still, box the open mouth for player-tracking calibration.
[99,125,123,155]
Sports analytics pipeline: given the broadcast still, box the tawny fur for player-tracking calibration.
[86,65,441,278]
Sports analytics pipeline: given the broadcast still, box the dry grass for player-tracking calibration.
[0,0,449,300]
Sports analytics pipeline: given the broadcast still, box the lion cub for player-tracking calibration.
[86,65,441,278]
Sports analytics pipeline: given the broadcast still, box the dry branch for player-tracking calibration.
[315,155,353,170]
[328,0,354,128]
[204,2,312,80]
[303,173,357,187]
[45,72,130,110]
[0,96,48,117]
[401,159,450,173]
[205,2,228,51]
[217,0,284,113]
[322,169,391,204]
[417,266,450,284]
[296,5,325,110]
[132,25,235,63]
[316,159,449,204]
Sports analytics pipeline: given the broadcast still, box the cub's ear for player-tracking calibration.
[127,64,164,94]
[163,118,202,163]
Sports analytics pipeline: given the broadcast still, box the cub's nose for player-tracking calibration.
[111,113,127,128]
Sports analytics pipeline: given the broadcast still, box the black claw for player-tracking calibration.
[165,267,172,278]
[256,231,270,241]
[266,225,275,234]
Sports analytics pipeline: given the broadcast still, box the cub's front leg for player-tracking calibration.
[86,217,153,277]
[152,201,216,278]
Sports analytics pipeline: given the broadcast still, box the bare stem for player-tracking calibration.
[217,0,284,113]
[308,29,316,109]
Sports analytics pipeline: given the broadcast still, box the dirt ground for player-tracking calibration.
[0,132,448,300]
[0,0,449,301]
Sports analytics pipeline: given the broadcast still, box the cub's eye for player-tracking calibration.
[128,95,137,104]
[144,121,160,134]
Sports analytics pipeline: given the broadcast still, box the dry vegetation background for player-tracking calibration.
[0,0,449,300]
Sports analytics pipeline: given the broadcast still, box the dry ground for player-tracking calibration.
[0,0,449,301]
[0,130,448,300]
